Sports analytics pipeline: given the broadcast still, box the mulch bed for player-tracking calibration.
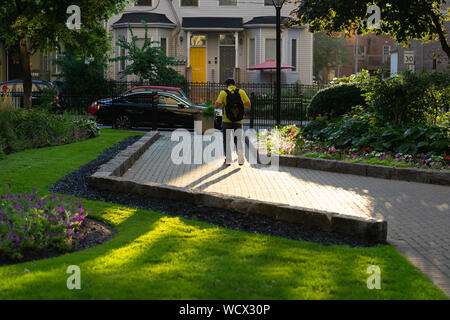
[49,135,378,248]
[0,218,116,266]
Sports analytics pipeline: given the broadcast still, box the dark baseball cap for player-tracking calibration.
[224,78,235,86]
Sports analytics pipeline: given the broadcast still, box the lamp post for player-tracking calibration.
[272,0,286,126]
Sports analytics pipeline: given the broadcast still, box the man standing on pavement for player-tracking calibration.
[215,78,251,166]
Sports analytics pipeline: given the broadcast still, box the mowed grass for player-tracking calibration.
[0,129,446,300]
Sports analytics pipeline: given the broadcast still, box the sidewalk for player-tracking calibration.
[123,133,450,297]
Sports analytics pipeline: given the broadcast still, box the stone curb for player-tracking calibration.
[88,175,387,243]
[90,131,160,178]
[249,140,450,186]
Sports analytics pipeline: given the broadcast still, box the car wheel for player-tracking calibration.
[115,114,132,130]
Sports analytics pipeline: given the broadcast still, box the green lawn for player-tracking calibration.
[0,129,447,299]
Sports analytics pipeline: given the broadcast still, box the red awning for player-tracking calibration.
[247,60,295,70]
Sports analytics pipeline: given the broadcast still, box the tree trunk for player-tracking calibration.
[430,13,450,60]
[19,38,32,109]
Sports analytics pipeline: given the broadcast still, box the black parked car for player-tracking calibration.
[0,79,66,113]
[91,91,222,130]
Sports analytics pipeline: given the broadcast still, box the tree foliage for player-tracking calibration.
[291,0,450,59]
[55,51,110,113]
[313,33,352,83]
[112,23,186,86]
[0,0,129,107]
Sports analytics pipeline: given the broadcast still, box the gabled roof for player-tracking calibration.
[244,16,291,26]
[113,12,175,27]
[182,17,243,30]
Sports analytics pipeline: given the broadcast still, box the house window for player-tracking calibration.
[119,47,126,71]
[51,53,61,75]
[264,0,273,6]
[291,39,297,71]
[383,45,390,55]
[191,35,206,47]
[136,38,146,49]
[249,38,255,67]
[265,38,276,61]
[357,45,365,57]
[219,0,237,5]
[43,53,50,72]
[219,34,235,46]
[136,0,152,5]
[54,53,61,74]
[160,38,167,55]
[181,0,198,6]
[433,58,437,71]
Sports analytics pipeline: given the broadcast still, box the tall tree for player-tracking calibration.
[291,0,450,59]
[0,0,128,108]
[313,33,352,83]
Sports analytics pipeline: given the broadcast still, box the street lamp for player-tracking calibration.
[272,0,286,126]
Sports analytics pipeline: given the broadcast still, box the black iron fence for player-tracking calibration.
[0,81,329,130]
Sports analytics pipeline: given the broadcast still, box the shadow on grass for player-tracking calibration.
[0,206,446,299]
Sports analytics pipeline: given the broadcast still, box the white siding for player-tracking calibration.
[299,28,313,84]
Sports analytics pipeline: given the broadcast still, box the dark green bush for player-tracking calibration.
[308,83,366,119]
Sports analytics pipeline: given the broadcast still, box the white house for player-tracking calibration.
[106,0,313,84]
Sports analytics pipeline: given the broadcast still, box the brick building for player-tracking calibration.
[318,33,395,83]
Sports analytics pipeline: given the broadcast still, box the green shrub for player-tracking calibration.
[362,71,450,126]
[302,113,449,156]
[308,83,366,119]
[55,51,110,113]
[37,87,58,111]
[0,109,99,155]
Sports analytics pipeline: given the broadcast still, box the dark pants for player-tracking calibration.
[222,122,244,163]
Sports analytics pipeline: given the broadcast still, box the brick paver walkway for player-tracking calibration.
[123,133,450,297]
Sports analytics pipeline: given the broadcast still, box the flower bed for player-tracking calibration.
[260,125,450,171]
[0,186,91,260]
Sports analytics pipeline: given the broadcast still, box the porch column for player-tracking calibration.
[234,32,239,68]
[187,31,191,68]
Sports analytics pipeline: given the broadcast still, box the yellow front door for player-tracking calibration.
[190,47,206,83]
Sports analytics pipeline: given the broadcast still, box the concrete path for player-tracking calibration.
[123,133,450,297]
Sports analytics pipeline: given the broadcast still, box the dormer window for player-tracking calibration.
[136,0,152,6]
[219,0,237,5]
[181,0,198,6]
